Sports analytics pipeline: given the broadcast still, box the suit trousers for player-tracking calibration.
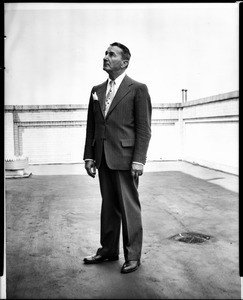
[97,151,143,261]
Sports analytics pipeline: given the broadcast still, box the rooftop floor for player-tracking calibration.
[5,161,240,299]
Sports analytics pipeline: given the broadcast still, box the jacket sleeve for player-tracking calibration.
[83,90,95,160]
[133,84,152,164]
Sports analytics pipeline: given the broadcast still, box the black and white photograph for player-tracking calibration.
[3,2,240,299]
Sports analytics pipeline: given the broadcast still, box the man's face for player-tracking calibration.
[103,46,127,73]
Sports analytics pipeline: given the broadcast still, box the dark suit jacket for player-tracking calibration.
[83,75,152,170]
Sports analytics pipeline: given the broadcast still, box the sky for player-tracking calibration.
[4,2,239,105]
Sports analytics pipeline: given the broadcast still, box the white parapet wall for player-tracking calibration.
[4,91,239,175]
[181,91,239,175]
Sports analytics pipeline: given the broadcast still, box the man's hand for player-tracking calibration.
[131,163,144,180]
[85,160,96,178]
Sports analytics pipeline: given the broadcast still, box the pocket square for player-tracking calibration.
[92,92,99,101]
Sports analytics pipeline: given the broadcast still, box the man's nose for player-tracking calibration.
[104,54,109,61]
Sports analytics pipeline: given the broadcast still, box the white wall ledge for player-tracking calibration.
[4,90,238,111]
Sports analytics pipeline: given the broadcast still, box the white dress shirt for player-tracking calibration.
[106,72,126,98]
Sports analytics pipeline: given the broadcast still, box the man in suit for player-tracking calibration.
[83,42,152,274]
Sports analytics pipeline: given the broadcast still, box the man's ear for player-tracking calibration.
[121,60,129,69]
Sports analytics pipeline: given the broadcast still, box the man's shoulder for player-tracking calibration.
[125,75,147,87]
[93,80,107,90]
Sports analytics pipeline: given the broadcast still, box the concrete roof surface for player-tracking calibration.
[5,161,240,299]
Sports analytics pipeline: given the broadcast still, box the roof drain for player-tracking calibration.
[170,232,211,244]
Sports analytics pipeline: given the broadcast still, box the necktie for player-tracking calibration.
[104,80,115,116]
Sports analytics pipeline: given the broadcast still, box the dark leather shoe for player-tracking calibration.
[121,260,140,274]
[83,254,119,264]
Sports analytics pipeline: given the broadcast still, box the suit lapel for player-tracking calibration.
[96,81,108,118]
[106,75,133,117]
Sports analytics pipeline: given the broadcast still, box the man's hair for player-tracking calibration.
[110,42,131,62]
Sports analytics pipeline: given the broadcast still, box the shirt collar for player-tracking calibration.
[108,72,126,88]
